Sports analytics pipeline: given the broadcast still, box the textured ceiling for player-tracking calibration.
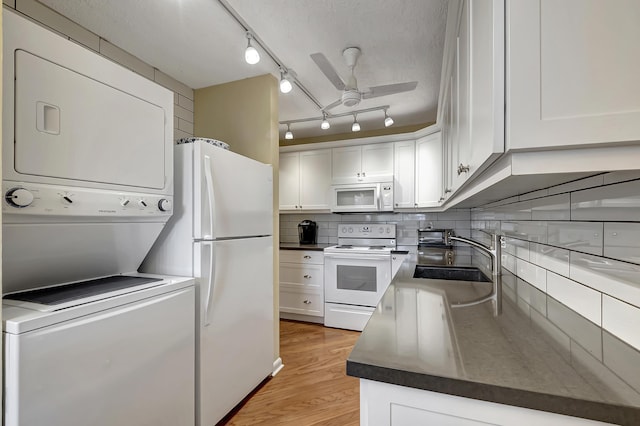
[39,0,447,140]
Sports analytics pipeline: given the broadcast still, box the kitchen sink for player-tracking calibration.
[413,265,491,282]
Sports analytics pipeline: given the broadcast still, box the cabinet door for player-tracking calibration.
[393,140,416,208]
[332,145,362,184]
[362,143,394,182]
[468,0,504,175]
[415,132,443,208]
[456,0,471,186]
[299,149,331,210]
[507,0,640,150]
[279,152,300,210]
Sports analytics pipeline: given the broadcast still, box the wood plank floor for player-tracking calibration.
[220,320,361,426]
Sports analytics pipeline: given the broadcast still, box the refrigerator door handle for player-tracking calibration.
[202,241,216,326]
[203,155,216,239]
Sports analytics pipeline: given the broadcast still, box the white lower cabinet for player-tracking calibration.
[360,379,613,426]
[279,250,324,322]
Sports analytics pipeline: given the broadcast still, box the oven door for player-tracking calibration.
[324,252,391,307]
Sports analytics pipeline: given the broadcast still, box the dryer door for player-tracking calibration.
[14,50,166,190]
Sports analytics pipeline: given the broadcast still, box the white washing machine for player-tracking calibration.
[3,274,196,426]
[2,10,194,426]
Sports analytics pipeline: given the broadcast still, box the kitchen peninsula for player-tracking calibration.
[348,255,640,425]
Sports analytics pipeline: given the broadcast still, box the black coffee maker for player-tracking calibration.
[298,220,317,245]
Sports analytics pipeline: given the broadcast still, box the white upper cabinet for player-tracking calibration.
[393,140,416,208]
[279,149,331,211]
[332,143,394,184]
[438,0,505,199]
[507,0,640,150]
[415,132,443,208]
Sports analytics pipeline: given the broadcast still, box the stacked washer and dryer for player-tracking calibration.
[2,10,195,426]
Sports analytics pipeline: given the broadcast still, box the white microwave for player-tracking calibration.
[330,182,394,213]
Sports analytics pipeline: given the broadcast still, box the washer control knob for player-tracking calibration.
[158,199,172,212]
[5,188,34,208]
[348,227,353,233]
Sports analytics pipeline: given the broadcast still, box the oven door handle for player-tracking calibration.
[324,253,390,261]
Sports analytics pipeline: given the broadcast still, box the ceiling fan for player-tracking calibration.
[310,47,418,111]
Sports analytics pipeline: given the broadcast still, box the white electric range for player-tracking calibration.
[324,223,396,331]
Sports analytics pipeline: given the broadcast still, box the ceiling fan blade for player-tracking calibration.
[323,99,343,111]
[362,81,418,99]
[310,53,346,91]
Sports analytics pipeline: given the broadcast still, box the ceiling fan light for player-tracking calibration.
[384,116,394,127]
[244,32,260,65]
[321,118,330,130]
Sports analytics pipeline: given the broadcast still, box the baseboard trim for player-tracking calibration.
[272,357,284,376]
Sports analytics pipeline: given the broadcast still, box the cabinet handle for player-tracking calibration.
[303,300,312,304]
[362,172,366,177]
[357,172,361,177]
[414,203,417,207]
[457,164,470,175]
[303,255,312,259]
[445,188,452,194]
[303,274,312,279]
[392,256,397,260]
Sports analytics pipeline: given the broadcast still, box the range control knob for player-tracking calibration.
[138,199,148,208]
[158,199,172,212]
[5,188,34,208]
[120,198,130,207]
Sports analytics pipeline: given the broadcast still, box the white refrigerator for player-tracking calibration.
[140,140,274,426]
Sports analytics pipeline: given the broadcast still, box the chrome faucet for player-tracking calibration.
[444,232,504,315]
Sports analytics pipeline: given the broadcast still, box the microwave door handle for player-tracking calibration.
[376,186,381,210]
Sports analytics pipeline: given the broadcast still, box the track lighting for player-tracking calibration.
[321,112,330,130]
[284,124,293,140]
[279,69,293,94]
[384,109,394,127]
[351,114,360,132]
[244,32,260,65]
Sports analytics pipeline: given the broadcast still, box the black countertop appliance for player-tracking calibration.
[298,220,318,244]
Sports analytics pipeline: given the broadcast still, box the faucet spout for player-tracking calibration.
[446,232,504,315]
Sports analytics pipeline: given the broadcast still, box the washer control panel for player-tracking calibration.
[338,223,396,238]
[2,181,172,218]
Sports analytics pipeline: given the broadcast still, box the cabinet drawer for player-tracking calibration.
[280,289,323,317]
[279,263,323,290]
[279,250,324,265]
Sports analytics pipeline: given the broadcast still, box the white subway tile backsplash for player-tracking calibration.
[501,221,547,243]
[547,221,603,256]
[603,296,640,352]
[547,174,604,196]
[530,243,570,277]
[502,253,517,274]
[504,237,530,260]
[178,95,194,112]
[604,223,640,265]
[437,210,470,221]
[174,128,192,142]
[603,171,640,185]
[602,332,640,394]
[516,258,547,292]
[174,105,194,123]
[570,252,640,308]
[531,309,570,360]
[531,194,570,221]
[571,180,640,221]
[547,272,601,325]
[178,118,194,134]
[99,39,155,80]
[548,297,603,361]
[497,201,532,220]
[17,0,100,51]
[154,69,194,100]
[517,278,546,315]
[519,188,549,201]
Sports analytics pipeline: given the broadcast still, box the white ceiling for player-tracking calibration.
[39,0,448,140]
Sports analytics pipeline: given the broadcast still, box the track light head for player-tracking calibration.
[244,32,260,65]
[384,109,394,127]
[284,124,293,140]
[351,115,360,132]
[279,70,293,93]
[321,112,330,130]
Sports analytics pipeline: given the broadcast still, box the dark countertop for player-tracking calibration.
[347,257,640,425]
[279,243,331,251]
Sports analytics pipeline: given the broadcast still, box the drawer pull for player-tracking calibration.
[303,274,312,279]
[303,300,312,304]
[303,255,312,259]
